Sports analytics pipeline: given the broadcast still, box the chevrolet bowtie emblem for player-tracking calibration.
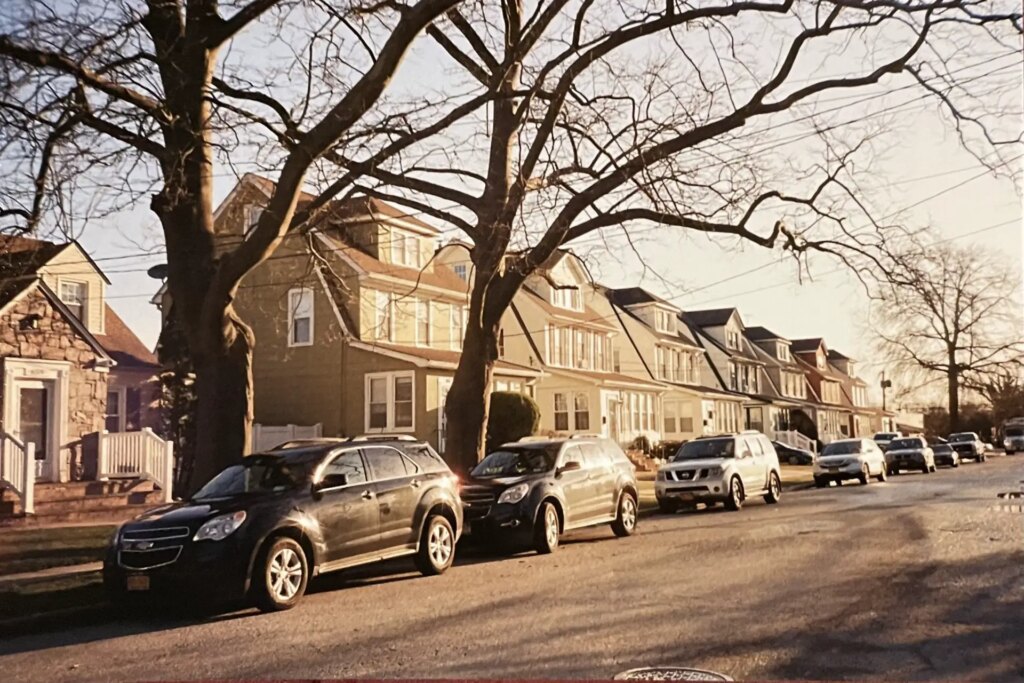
[131,541,155,551]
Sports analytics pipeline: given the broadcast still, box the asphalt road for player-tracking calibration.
[2,456,1022,682]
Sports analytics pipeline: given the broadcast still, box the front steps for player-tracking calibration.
[0,480,167,528]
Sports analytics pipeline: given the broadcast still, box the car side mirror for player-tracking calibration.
[316,473,349,491]
[557,460,582,476]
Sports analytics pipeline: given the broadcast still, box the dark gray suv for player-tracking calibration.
[460,436,639,553]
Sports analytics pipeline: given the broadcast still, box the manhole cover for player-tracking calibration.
[614,667,733,681]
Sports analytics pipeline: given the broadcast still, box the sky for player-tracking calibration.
[67,5,1023,408]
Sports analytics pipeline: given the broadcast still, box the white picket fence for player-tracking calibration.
[252,423,323,452]
[773,429,817,454]
[98,428,174,503]
[0,432,35,514]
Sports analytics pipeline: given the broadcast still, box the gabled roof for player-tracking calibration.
[790,337,825,354]
[683,316,760,362]
[607,286,675,309]
[745,326,786,342]
[95,305,158,368]
[0,234,111,284]
[682,307,736,327]
[827,349,852,361]
[315,232,468,294]
[521,286,617,331]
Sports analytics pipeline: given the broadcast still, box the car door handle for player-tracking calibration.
[361,490,374,500]
[410,479,421,488]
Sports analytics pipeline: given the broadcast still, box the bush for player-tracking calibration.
[486,392,541,452]
[630,435,652,454]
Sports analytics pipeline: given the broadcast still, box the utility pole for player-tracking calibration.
[881,372,893,413]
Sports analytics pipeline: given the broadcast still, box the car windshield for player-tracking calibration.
[472,446,559,477]
[948,433,976,442]
[673,438,734,460]
[1005,427,1024,437]
[873,433,898,441]
[889,438,922,450]
[933,444,952,453]
[822,441,862,456]
[192,454,314,501]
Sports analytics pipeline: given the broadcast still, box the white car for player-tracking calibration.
[814,438,888,487]
[655,431,782,512]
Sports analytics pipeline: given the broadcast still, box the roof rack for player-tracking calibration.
[349,434,418,442]
[568,433,603,440]
[517,436,553,443]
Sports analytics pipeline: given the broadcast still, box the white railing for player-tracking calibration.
[773,430,817,454]
[0,432,35,515]
[98,428,174,503]
[252,423,322,452]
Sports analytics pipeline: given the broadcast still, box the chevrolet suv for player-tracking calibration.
[104,437,462,612]
[460,436,638,554]
[948,432,987,462]
[655,431,782,512]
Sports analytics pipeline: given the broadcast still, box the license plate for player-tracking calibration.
[126,574,150,591]
[827,467,840,472]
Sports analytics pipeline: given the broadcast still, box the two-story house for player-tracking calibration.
[1,235,166,522]
[435,247,664,446]
[827,349,874,438]
[218,174,541,456]
[601,287,745,442]
[790,338,854,444]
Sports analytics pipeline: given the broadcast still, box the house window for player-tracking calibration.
[244,205,264,237]
[728,362,738,391]
[365,372,415,431]
[655,309,675,333]
[656,347,667,379]
[374,290,394,342]
[777,343,789,361]
[105,389,122,432]
[613,349,621,373]
[664,402,677,434]
[554,393,569,431]
[453,263,468,281]
[415,299,431,346]
[575,330,589,369]
[288,288,314,347]
[390,231,421,268]
[450,305,465,350]
[726,329,741,350]
[59,281,86,322]
[817,351,826,370]
[594,336,606,371]
[551,287,581,311]
[574,393,590,431]
[497,328,505,358]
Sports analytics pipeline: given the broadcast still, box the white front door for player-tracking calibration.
[11,379,56,482]
[604,395,621,443]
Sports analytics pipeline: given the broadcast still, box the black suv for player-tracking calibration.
[103,437,462,612]
[460,436,638,553]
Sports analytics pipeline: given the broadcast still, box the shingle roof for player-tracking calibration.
[790,338,825,353]
[95,305,158,368]
[682,307,736,327]
[522,287,618,331]
[607,287,673,308]
[827,349,851,361]
[317,232,469,293]
[745,326,784,342]
[0,275,36,310]
[0,235,67,279]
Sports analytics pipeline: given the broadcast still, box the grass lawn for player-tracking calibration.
[0,572,106,622]
[0,525,116,576]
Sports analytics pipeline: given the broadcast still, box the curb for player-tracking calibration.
[0,603,111,639]
[0,562,103,586]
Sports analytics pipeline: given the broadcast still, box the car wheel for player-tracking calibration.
[980,454,987,463]
[533,501,560,554]
[877,463,887,482]
[858,466,870,486]
[952,458,959,468]
[814,477,828,489]
[921,462,930,474]
[929,463,937,473]
[658,499,679,514]
[763,471,782,504]
[414,514,456,576]
[254,537,308,613]
[611,492,638,537]
[724,476,744,511]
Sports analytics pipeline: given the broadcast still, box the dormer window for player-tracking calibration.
[655,309,676,333]
[243,205,264,237]
[817,351,826,369]
[59,281,86,322]
[391,230,421,268]
[453,263,468,281]
[726,329,741,350]
[777,343,790,361]
[551,286,581,311]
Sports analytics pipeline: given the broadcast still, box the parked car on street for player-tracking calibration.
[872,431,902,452]
[814,438,888,487]
[931,442,959,468]
[104,437,462,612]
[460,436,638,554]
[655,431,782,513]
[885,436,937,474]
[947,432,987,462]
[1003,418,1024,454]
[772,441,815,465]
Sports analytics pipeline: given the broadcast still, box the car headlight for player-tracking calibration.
[497,483,530,505]
[193,511,247,542]
[706,466,723,476]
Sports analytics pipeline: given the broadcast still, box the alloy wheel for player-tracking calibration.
[268,547,303,602]
[428,521,453,568]
[545,506,559,547]
[621,495,637,531]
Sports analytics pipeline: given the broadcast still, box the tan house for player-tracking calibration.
[213,174,541,456]
[790,338,855,444]
[1,236,168,521]
[601,287,746,443]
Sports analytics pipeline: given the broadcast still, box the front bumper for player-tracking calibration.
[1004,439,1024,452]
[462,501,536,544]
[889,453,927,470]
[934,453,957,466]
[813,463,863,481]
[655,478,729,503]
[103,533,252,604]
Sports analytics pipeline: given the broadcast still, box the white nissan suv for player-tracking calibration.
[655,431,782,513]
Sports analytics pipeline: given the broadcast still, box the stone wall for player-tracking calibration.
[1,286,107,481]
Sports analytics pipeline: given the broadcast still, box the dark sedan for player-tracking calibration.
[772,441,815,466]
[932,443,960,468]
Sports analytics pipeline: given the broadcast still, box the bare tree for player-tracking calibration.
[314,0,1021,473]
[0,0,463,489]
[873,243,1023,431]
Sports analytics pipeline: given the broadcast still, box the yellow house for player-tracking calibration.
[217,174,541,455]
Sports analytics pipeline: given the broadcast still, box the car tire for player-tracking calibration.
[980,454,987,463]
[877,464,887,482]
[952,458,959,468]
[724,476,744,511]
[533,501,560,554]
[921,462,930,474]
[814,477,828,489]
[611,492,638,537]
[254,536,308,613]
[858,467,870,486]
[414,514,456,576]
[929,463,937,473]
[658,499,679,514]
[763,472,782,504]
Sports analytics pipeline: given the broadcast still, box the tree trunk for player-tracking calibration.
[947,364,960,433]
[444,318,499,477]
[187,315,255,494]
